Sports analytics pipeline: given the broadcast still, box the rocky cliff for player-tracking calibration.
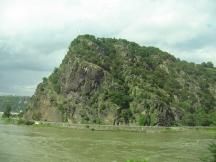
[25,35,216,126]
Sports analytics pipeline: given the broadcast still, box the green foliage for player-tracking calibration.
[93,117,102,124]
[152,68,168,88]
[202,142,216,162]
[181,108,215,126]
[202,62,214,68]
[32,112,42,121]
[121,109,133,124]
[18,111,24,118]
[2,105,11,118]
[110,91,132,109]
[209,143,216,162]
[138,114,145,126]
[25,120,35,125]
[49,67,61,93]
[138,114,151,126]
[0,96,29,112]
[181,113,196,126]
[17,119,27,125]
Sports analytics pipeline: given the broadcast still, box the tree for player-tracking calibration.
[201,62,214,68]
[2,105,11,118]
[110,91,132,108]
[206,62,214,68]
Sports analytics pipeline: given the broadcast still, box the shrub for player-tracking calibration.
[202,143,216,162]
[138,115,146,126]
[25,120,35,125]
[209,143,216,162]
[17,119,26,125]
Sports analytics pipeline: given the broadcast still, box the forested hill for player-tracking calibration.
[0,96,30,112]
[25,35,216,126]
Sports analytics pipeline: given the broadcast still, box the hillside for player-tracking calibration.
[0,96,30,112]
[25,35,216,126]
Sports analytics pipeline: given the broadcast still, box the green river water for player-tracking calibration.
[0,124,215,162]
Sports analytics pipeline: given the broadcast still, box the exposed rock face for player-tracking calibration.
[25,35,216,126]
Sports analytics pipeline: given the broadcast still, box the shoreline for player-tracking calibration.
[34,121,216,132]
[1,117,216,132]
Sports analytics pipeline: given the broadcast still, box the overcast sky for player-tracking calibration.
[0,0,216,96]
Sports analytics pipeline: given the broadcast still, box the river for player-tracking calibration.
[0,124,215,162]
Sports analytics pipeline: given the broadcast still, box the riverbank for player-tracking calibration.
[37,121,216,132]
[1,117,216,132]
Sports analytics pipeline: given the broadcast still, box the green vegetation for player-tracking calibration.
[201,62,214,68]
[2,105,11,118]
[208,143,216,162]
[0,96,30,112]
[26,35,216,126]
[0,103,34,125]
[202,142,216,162]
[0,117,34,125]
[32,112,42,121]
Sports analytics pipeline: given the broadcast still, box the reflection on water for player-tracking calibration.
[0,124,215,162]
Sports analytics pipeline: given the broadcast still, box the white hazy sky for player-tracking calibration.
[0,0,216,96]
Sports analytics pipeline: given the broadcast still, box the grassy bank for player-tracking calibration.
[26,120,216,133]
[0,117,34,125]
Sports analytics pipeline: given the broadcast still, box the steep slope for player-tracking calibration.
[0,96,30,112]
[25,35,216,126]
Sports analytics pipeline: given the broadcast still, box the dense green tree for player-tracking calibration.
[201,61,214,68]
[2,105,11,118]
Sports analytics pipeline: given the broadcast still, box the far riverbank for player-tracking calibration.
[1,117,216,132]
